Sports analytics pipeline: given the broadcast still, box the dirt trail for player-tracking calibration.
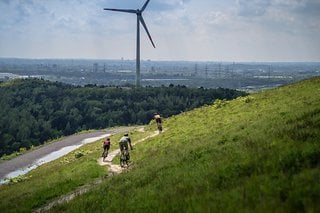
[97,129,160,174]
[34,128,162,212]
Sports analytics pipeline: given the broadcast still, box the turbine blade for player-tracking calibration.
[104,8,136,14]
[141,0,150,12]
[139,15,155,48]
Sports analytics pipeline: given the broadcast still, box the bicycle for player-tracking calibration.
[120,149,130,167]
[157,122,162,133]
[102,149,108,162]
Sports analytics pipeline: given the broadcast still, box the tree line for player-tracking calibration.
[0,78,246,157]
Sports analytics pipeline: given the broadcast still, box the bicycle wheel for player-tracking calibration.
[102,149,108,161]
[120,151,126,167]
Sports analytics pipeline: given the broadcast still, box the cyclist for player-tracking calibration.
[102,137,111,161]
[154,112,162,132]
[119,133,132,167]
[119,133,133,151]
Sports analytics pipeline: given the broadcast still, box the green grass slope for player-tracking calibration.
[0,129,150,212]
[49,77,320,212]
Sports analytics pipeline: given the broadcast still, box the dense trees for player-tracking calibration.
[0,79,246,157]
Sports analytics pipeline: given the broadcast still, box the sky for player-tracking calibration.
[0,0,320,62]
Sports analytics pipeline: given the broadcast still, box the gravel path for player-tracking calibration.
[0,126,137,180]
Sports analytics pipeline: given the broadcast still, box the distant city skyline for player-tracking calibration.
[0,0,320,62]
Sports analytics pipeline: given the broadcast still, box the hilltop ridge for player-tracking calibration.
[0,78,245,158]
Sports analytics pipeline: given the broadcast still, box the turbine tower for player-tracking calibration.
[104,0,155,87]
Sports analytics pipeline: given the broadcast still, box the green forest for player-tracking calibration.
[0,78,246,157]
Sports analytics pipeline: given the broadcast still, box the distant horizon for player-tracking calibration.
[1,57,319,64]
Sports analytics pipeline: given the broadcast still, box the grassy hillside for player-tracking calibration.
[0,77,319,212]
[50,77,320,212]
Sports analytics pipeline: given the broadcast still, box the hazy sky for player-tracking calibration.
[1,0,320,62]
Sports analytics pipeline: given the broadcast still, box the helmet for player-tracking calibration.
[124,133,129,136]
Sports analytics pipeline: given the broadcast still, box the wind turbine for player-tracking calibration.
[104,0,155,87]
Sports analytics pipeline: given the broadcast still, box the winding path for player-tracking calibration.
[34,128,162,212]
